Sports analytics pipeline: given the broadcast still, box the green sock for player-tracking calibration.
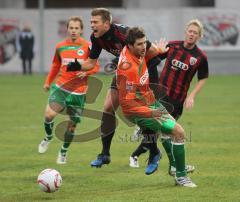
[161,137,176,167]
[60,130,74,155]
[172,142,186,177]
[44,121,54,141]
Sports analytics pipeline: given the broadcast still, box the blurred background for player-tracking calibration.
[0,0,239,74]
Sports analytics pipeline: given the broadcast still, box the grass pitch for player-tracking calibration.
[0,74,239,202]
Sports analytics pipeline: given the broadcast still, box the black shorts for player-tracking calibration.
[110,75,118,90]
[159,96,183,120]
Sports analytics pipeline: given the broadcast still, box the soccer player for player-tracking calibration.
[130,19,208,176]
[38,16,99,164]
[68,8,162,167]
[117,26,197,187]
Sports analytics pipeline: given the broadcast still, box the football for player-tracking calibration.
[37,169,62,193]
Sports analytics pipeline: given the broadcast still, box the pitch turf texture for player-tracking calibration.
[0,74,239,202]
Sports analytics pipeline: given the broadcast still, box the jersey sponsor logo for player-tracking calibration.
[190,57,197,65]
[62,58,84,65]
[77,49,84,56]
[126,81,134,91]
[171,59,189,71]
[140,69,149,85]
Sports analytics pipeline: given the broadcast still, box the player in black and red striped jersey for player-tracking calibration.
[67,8,162,168]
[130,19,209,178]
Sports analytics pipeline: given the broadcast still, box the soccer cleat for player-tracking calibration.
[175,176,197,188]
[38,139,51,154]
[90,154,111,168]
[56,152,67,164]
[129,156,139,168]
[131,126,142,141]
[145,151,161,175]
[169,165,195,176]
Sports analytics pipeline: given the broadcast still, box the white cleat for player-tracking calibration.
[38,139,51,154]
[169,165,195,176]
[175,176,197,188]
[129,156,139,168]
[56,152,67,164]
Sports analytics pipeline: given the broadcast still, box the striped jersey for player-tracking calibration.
[159,41,208,103]
[89,23,151,59]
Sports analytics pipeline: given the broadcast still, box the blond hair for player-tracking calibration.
[67,16,84,30]
[186,19,204,38]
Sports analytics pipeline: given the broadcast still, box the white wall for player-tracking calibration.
[124,0,190,8]
[215,0,240,9]
[0,0,24,8]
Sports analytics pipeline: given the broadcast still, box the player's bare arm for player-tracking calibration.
[184,78,207,109]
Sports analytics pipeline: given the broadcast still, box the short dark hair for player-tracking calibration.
[126,27,146,45]
[91,8,112,23]
[67,16,84,29]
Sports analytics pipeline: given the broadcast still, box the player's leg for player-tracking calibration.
[144,132,161,175]
[91,76,119,167]
[129,116,162,175]
[160,97,195,175]
[56,120,76,164]
[167,122,196,187]
[57,93,85,164]
[38,104,62,154]
[22,58,26,75]
[28,58,32,75]
[38,84,66,153]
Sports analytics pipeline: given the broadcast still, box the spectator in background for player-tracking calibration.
[16,25,34,75]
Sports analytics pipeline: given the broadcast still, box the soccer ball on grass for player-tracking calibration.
[37,168,62,193]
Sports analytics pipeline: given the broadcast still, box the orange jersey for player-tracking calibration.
[44,37,99,94]
[117,46,155,118]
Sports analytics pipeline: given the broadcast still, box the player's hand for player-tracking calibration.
[43,84,50,92]
[184,96,194,110]
[67,58,82,72]
[151,108,167,118]
[155,38,169,54]
[76,71,87,79]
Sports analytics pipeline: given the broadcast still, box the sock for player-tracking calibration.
[172,142,186,177]
[147,134,159,157]
[44,121,54,141]
[60,130,74,155]
[131,140,148,157]
[161,137,176,167]
[100,112,116,156]
[101,131,114,156]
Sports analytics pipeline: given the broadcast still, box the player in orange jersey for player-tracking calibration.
[38,16,99,164]
[116,27,197,187]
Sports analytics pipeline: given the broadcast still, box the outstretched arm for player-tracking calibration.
[146,38,169,60]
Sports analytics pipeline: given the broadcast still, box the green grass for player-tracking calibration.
[0,74,240,202]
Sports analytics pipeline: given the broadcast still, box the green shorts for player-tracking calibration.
[48,84,86,123]
[128,101,176,134]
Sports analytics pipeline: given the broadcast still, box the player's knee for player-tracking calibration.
[103,102,115,113]
[172,123,185,142]
[44,110,55,122]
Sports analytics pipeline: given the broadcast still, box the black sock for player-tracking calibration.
[100,112,116,156]
[101,131,114,156]
[146,134,159,156]
[131,139,148,157]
